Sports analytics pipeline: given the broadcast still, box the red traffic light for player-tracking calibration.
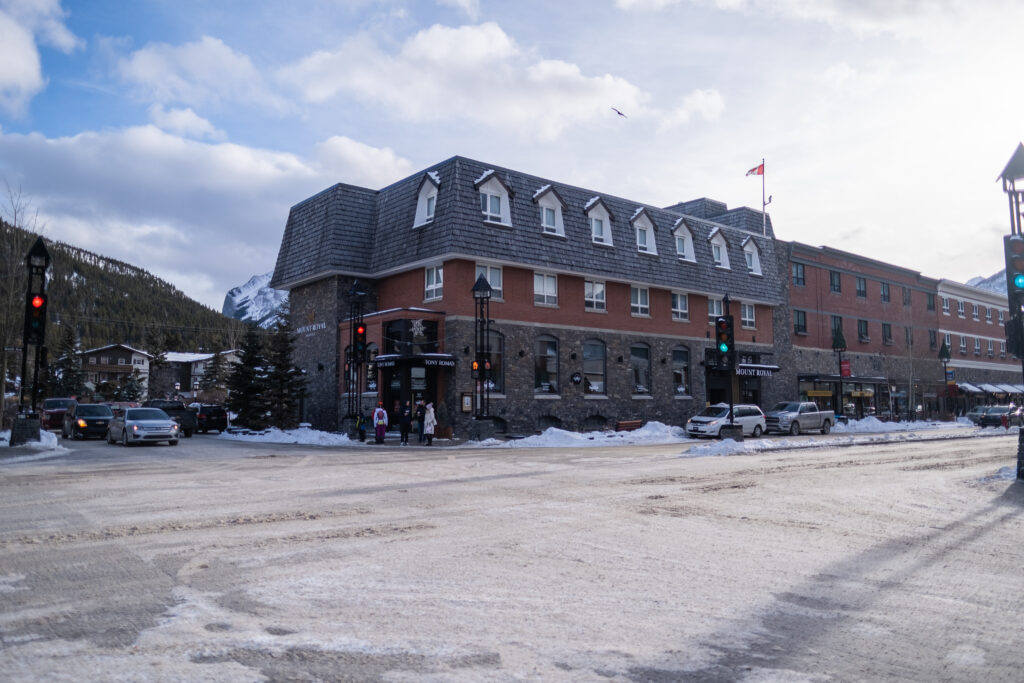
[355,325,366,335]
[31,295,45,308]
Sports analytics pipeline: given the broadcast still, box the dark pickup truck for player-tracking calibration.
[142,399,197,437]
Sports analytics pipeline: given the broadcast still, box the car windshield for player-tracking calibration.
[127,408,170,421]
[43,399,75,409]
[770,402,801,412]
[76,405,112,417]
[697,406,730,418]
[988,406,1009,414]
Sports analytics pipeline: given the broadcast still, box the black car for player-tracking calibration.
[195,404,228,433]
[62,403,115,440]
[978,405,1018,428]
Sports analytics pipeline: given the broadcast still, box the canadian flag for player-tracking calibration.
[746,163,764,176]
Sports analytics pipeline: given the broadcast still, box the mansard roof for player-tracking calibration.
[272,155,783,305]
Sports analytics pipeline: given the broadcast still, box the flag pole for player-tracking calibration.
[761,157,766,237]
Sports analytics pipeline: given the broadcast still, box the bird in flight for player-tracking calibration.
[610,107,627,118]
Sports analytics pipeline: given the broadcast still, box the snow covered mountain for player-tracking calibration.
[966,270,1007,295]
[222,272,288,329]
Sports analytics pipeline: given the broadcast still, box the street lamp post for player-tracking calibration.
[471,274,493,419]
[832,326,847,420]
[937,340,951,419]
[999,143,1024,478]
[346,281,368,424]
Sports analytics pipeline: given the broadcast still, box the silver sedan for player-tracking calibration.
[107,407,181,446]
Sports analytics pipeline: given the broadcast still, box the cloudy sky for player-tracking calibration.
[1,0,1022,311]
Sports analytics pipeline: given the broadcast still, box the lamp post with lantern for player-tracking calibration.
[471,274,493,420]
[998,143,1024,478]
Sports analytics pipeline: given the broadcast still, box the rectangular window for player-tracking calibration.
[792,263,805,286]
[745,252,754,271]
[740,303,755,328]
[927,293,935,311]
[830,270,841,293]
[905,326,913,348]
[858,319,869,342]
[945,332,951,348]
[1000,310,1005,324]
[957,300,965,317]
[475,264,503,299]
[480,192,502,222]
[534,273,557,306]
[712,244,724,267]
[794,310,807,334]
[89,356,97,365]
[671,292,689,321]
[424,265,443,301]
[675,233,690,258]
[584,280,606,311]
[880,282,890,303]
[988,339,994,356]
[882,323,892,344]
[972,303,979,321]
[856,277,867,298]
[630,286,650,316]
[974,338,981,355]
[903,287,911,306]
[959,336,967,354]
[637,226,652,253]
[591,217,608,244]
[986,307,992,323]
[541,206,556,232]
[708,298,723,322]
[1002,341,1007,357]
[942,297,950,314]
[832,315,843,334]
[425,195,435,221]
[118,358,126,365]
[929,329,937,350]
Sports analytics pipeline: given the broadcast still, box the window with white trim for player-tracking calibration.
[1002,340,1007,357]
[972,303,979,321]
[986,307,992,323]
[988,339,994,356]
[475,264,503,299]
[999,310,1005,324]
[634,214,657,255]
[710,232,730,269]
[957,300,965,317]
[740,303,755,328]
[944,332,951,348]
[671,292,688,321]
[588,203,613,245]
[414,177,439,227]
[974,337,981,355]
[478,176,511,226]
[424,265,443,301]
[959,335,967,354]
[630,286,650,316]
[584,280,606,311]
[536,190,564,236]
[942,297,950,314]
[708,298,723,322]
[674,223,695,261]
[742,240,762,275]
[534,272,557,306]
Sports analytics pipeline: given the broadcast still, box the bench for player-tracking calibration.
[615,419,643,432]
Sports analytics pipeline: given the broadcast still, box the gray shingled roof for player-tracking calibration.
[272,156,783,305]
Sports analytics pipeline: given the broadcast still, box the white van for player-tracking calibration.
[686,403,766,438]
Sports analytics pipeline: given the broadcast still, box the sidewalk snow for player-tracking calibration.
[831,416,973,434]
[0,429,68,463]
[472,421,688,448]
[217,426,353,446]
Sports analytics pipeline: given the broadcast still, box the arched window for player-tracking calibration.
[583,339,606,395]
[535,335,559,394]
[486,330,505,394]
[630,343,651,395]
[672,346,690,396]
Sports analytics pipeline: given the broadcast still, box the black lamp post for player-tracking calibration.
[346,281,367,421]
[472,274,493,418]
[999,143,1024,479]
[22,237,51,414]
[937,340,951,419]
[832,326,847,419]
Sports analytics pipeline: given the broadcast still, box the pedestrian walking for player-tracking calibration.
[372,402,388,444]
[399,400,412,445]
[356,411,367,442]
[415,400,426,444]
[423,402,437,446]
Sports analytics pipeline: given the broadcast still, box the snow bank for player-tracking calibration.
[217,426,352,446]
[470,422,690,448]
[0,429,68,462]
[832,416,971,433]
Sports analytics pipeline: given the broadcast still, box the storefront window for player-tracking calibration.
[535,336,559,394]
[365,343,378,393]
[631,344,651,394]
[583,339,606,394]
[672,346,690,395]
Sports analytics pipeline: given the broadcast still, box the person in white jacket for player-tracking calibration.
[372,402,388,444]
[423,402,437,445]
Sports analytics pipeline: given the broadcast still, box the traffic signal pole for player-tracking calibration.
[999,145,1024,479]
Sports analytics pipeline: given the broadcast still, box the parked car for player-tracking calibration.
[686,403,766,438]
[978,405,1019,428]
[107,407,180,446]
[966,405,991,424]
[142,399,197,437]
[194,404,228,433]
[41,397,76,431]
[62,403,114,440]
[764,401,836,435]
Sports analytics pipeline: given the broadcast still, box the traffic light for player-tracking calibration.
[354,323,367,362]
[715,315,734,369]
[471,359,480,379]
[24,292,47,346]
[1004,234,1024,314]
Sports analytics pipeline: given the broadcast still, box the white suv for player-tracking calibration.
[686,403,766,438]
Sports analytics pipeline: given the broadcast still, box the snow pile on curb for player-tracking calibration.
[217,426,352,446]
[832,416,971,433]
[471,422,690,448]
[0,429,68,462]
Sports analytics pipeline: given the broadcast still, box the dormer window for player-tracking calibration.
[742,237,762,275]
[632,209,657,255]
[413,172,440,228]
[474,170,513,227]
[533,185,566,237]
[673,220,696,261]
[585,197,614,246]
[709,229,730,269]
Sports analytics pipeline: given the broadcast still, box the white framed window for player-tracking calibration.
[480,192,502,222]
[972,303,979,321]
[118,358,127,365]
[986,307,992,323]
[633,214,657,255]
[424,265,443,301]
[974,337,981,355]
[944,332,951,348]
[957,300,965,317]
[534,272,557,306]
[89,356,97,365]
[1002,340,1007,357]
[742,239,762,275]
[414,174,439,227]
[630,286,650,316]
[673,222,695,261]
[587,201,613,246]
[999,310,1005,324]
[959,336,967,354]
[709,231,730,269]
[988,339,994,356]
[942,297,950,315]
[708,298,723,322]
[740,303,755,328]
[584,280,606,311]
[542,207,556,231]
[476,175,511,226]
[475,264,503,299]
[535,186,565,237]
[671,292,688,321]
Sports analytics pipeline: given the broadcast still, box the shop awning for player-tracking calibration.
[957,382,983,394]
[978,383,1004,394]
[736,363,780,377]
[997,383,1021,394]
[1015,384,1024,393]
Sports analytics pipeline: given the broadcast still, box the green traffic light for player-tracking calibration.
[1014,273,1024,289]
[718,342,729,353]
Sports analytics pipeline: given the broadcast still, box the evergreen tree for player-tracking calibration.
[146,327,172,399]
[50,324,85,398]
[226,325,267,429]
[119,370,145,401]
[263,315,306,429]
[200,347,226,393]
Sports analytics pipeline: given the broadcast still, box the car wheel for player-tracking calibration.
[121,430,130,447]
[789,422,801,436]
[821,421,831,435]
[169,439,179,446]
[107,430,115,444]
[752,425,763,438]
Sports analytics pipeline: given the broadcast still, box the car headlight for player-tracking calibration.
[708,420,719,426]
[132,424,139,432]
[77,418,87,428]
[172,424,179,431]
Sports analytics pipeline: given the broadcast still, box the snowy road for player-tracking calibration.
[1,433,1023,681]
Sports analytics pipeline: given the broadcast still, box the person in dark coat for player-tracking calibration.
[398,400,412,445]
[415,400,426,444]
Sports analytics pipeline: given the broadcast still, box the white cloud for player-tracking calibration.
[437,0,481,20]
[148,104,225,141]
[658,88,725,130]
[615,0,683,9]
[278,22,648,140]
[117,35,291,115]
[0,0,82,52]
[0,0,80,117]
[313,136,414,188]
